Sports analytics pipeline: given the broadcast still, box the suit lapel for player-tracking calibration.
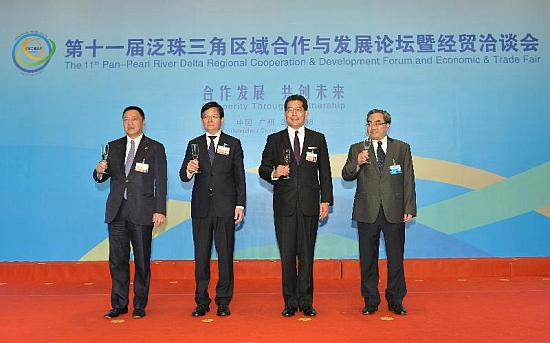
[210,132,226,169]
[299,129,313,166]
[380,137,394,175]
[117,138,127,173]
[133,136,149,168]
[199,134,211,172]
[281,130,292,150]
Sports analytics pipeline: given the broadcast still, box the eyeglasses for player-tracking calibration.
[285,107,304,114]
[366,121,387,127]
[202,114,221,119]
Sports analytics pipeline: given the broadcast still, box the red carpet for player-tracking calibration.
[1,259,549,342]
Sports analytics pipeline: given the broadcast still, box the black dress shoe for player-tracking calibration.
[300,306,317,317]
[191,304,210,317]
[133,309,146,319]
[104,307,128,319]
[217,305,231,317]
[362,304,379,315]
[389,304,407,315]
[282,306,297,317]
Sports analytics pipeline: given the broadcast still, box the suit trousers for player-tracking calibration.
[192,198,235,306]
[274,202,318,309]
[358,205,407,307]
[108,200,153,310]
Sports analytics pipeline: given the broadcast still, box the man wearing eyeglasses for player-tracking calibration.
[259,94,334,317]
[180,101,246,317]
[342,109,416,316]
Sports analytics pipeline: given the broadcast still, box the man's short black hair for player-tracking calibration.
[122,105,145,119]
[284,94,308,111]
[201,101,225,118]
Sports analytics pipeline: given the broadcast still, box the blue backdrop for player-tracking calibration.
[1,0,549,261]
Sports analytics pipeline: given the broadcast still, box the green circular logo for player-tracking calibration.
[13,32,56,73]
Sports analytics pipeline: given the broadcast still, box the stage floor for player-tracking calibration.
[1,276,549,342]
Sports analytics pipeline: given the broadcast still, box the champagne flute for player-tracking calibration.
[282,148,292,179]
[100,143,109,174]
[191,143,201,173]
[363,135,372,165]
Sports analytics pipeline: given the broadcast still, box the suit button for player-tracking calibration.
[125,179,129,183]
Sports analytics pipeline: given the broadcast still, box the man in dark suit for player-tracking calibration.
[342,108,416,316]
[180,101,246,317]
[259,94,333,317]
[93,105,167,319]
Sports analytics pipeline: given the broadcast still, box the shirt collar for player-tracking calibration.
[127,134,143,146]
[287,126,304,136]
[375,136,387,144]
[206,130,221,139]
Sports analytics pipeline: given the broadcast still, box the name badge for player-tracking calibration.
[306,151,317,163]
[135,162,149,173]
[217,145,230,156]
[389,164,402,175]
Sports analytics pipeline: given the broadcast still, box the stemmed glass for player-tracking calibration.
[363,135,372,165]
[282,149,292,179]
[191,143,201,173]
[100,143,109,174]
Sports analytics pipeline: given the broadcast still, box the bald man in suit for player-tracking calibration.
[342,108,416,316]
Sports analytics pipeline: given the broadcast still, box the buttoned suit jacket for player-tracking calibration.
[93,135,168,225]
[341,137,416,223]
[259,128,333,216]
[179,132,246,218]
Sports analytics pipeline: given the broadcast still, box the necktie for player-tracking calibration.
[208,136,216,165]
[125,140,135,176]
[377,141,385,172]
[293,131,300,164]
[124,140,135,199]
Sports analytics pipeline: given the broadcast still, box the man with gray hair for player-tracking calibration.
[342,108,416,316]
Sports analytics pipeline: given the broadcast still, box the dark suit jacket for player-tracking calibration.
[93,135,168,225]
[259,128,333,216]
[341,137,416,223]
[180,132,246,218]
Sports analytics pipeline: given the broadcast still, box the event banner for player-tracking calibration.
[1,0,549,261]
